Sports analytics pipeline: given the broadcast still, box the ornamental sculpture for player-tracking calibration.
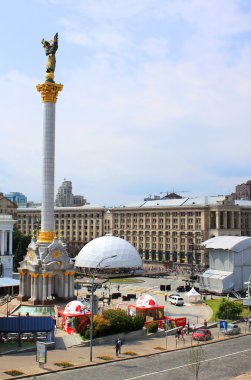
[41,33,58,82]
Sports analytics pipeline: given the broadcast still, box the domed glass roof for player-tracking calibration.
[75,235,142,269]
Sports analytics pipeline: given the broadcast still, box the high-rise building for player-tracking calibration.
[55,179,88,207]
[4,192,27,207]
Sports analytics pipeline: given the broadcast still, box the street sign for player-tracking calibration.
[220,320,228,332]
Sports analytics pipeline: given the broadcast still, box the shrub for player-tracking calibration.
[147,321,158,333]
[54,361,74,368]
[84,328,90,340]
[103,309,129,333]
[75,316,90,336]
[4,370,24,377]
[94,315,111,337]
[101,309,145,335]
[216,299,243,320]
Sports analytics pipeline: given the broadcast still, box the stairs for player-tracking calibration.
[55,329,84,349]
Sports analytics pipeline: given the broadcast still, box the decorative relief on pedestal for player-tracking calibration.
[36,82,63,103]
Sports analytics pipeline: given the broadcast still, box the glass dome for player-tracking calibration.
[75,234,142,269]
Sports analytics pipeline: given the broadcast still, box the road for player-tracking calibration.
[34,335,251,380]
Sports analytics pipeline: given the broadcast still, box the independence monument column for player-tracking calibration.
[37,33,63,244]
[17,34,75,305]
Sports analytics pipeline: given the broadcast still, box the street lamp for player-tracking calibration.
[244,274,251,330]
[5,294,11,317]
[89,255,117,362]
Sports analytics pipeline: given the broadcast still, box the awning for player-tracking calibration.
[0,278,20,288]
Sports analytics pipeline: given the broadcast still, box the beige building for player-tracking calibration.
[16,195,251,266]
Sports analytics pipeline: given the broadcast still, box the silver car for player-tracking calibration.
[224,324,241,335]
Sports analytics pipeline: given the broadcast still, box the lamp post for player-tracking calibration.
[244,274,251,331]
[5,294,11,317]
[89,255,117,362]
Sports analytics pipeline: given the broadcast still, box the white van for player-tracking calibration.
[169,295,184,306]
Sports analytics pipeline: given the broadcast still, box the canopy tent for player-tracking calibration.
[58,300,90,334]
[185,287,201,303]
[128,294,164,321]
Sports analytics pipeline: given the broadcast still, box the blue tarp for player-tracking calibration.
[0,316,54,333]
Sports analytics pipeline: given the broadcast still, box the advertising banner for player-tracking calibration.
[36,341,47,364]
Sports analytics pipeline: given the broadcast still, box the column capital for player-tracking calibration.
[30,273,39,278]
[36,82,63,103]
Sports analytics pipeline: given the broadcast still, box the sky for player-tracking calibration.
[1,0,251,206]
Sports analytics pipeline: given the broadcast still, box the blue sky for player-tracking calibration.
[1,0,251,205]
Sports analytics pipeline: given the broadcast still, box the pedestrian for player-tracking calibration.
[181,329,185,341]
[117,337,122,354]
[187,321,190,334]
[204,319,207,327]
[117,285,120,292]
[176,328,181,340]
[165,294,167,302]
[191,323,196,333]
[115,338,120,357]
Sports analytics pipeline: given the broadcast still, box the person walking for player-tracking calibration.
[176,328,181,340]
[181,329,185,341]
[115,338,120,357]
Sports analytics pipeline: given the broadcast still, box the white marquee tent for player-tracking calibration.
[185,287,201,303]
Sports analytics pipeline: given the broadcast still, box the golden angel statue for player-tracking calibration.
[41,33,58,82]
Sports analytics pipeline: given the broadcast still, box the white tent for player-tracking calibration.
[186,287,201,303]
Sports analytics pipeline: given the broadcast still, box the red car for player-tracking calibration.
[192,328,212,341]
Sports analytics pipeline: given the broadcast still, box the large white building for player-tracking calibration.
[200,236,251,293]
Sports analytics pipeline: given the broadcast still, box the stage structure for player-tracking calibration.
[17,34,75,305]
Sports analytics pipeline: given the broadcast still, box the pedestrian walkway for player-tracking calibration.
[0,324,250,379]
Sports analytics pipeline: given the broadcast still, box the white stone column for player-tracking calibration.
[34,275,39,301]
[19,273,24,297]
[30,276,34,300]
[64,273,69,298]
[42,274,48,301]
[41,103,55,232]
[48,275,52,299]
[9,230,13,255]
[1,230,5,255]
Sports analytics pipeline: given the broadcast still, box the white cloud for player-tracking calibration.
[1,0,251,204]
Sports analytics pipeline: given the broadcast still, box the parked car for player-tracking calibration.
[176,286,186,292]
[169,293,180,298]
[192,328,212,341]
[224,324,241,335]
[169,295,184,306]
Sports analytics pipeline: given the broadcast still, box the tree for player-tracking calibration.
[216,298,243,320]
[13,230,31,271]
[187,345,208,380]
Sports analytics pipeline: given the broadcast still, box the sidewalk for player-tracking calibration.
[0,325,250,380]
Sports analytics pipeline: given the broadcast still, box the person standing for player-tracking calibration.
[115,338,122,357]
[176,328,181,340]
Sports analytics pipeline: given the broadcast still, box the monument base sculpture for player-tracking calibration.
[17,236,76,305]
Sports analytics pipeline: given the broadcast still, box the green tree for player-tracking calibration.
[216,298,243,320]
[13,230,31,271]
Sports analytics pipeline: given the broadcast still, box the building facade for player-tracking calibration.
[16,195,251,266]
[235,180,251,201]
[0,194,17,278]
